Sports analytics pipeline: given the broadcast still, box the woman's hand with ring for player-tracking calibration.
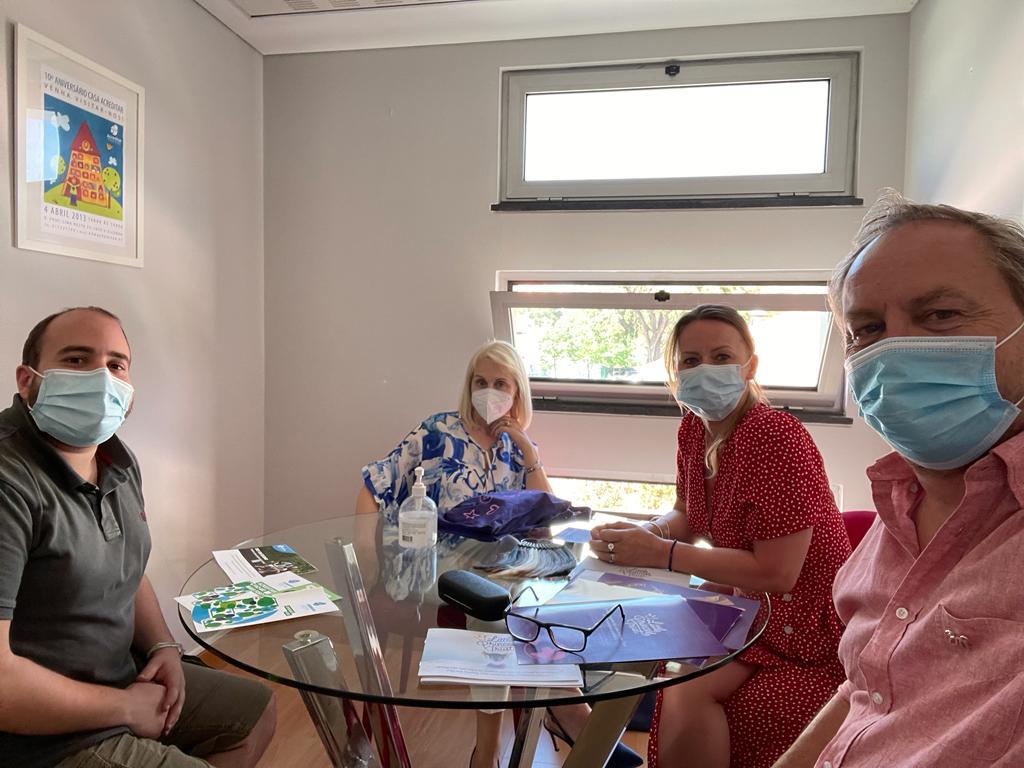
[590,521,673,568]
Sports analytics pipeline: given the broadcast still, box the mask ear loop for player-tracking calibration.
[995,318,1024,407]
[995,317,1024,348]
[739,357,758,400]
[24,368,45,412]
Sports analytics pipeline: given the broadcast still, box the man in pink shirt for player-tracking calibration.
[775,190,1024,768]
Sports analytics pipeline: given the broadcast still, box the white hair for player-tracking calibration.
[457,340,533,428]
[830,188,1024,323]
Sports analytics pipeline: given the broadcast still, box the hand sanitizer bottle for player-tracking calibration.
[398,467,437,549]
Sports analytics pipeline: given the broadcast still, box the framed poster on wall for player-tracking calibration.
[14,24,144,267]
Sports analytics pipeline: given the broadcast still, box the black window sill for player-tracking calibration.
[492,196,863,212]
[532,397,852,426]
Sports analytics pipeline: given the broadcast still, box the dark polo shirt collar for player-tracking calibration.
[0,394,132,499]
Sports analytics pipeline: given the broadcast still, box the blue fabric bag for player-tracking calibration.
[439,490,588,539]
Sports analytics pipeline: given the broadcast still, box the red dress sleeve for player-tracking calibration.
[741,413,832,542]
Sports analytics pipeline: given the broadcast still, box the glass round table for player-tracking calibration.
[179,515,768,768]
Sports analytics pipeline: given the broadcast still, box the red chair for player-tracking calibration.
[842,510,876,550]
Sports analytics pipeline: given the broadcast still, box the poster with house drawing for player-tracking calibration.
[40,66,126,246]
[15,24,143,267]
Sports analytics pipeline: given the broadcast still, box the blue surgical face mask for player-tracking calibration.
[675,361,751,422]
[846,319,1024,470]
[28,367,134,447]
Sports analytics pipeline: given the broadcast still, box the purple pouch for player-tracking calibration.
[440,491,588,539]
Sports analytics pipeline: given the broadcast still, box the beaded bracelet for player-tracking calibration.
[524,460,543,475]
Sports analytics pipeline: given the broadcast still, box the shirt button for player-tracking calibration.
[824,763,832,768]
[871,691,883,706]
[783,625,794,635]
[782,593,793,602]
[909,482,920,494]
[896,607,909,620]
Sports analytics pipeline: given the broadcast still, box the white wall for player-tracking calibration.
[263,14,902,529]
[0,0,265,642]
[905,0,1024,218]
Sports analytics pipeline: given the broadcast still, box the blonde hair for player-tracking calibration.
[830,188,1024,323]
[458,340,533,429]
[664,305,767,477]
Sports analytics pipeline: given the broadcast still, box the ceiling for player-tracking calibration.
[194,0,917,55]
[230,0,493,15]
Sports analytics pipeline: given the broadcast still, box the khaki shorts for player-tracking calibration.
[56,662,272,768]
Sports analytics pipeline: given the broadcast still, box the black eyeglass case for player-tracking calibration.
[437,569,511,622]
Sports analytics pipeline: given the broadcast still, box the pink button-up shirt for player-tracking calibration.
[817,434,1024,767]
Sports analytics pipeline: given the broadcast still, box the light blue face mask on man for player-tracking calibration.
[846,319,1024,470]
[675,361,751,422]
[28,367,134,447]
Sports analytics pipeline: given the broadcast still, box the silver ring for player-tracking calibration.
[607,542,615,553]
[610,553,616,563]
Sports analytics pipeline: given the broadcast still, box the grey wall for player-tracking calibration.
[0,0,265,642]
[263,14,906,529]
[905,0,1024,217]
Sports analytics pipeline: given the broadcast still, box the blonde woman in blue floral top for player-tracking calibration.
[355,340,549,768]
[357,341,550,519]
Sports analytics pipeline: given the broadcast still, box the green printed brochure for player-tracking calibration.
[175,572,338,633]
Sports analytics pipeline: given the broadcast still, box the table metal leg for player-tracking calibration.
[556,663,658,768]
[330,540,413,767]
[279,540,414,767]
[560,693,643,768]
[506,706,544,768]
[283,631,376,767]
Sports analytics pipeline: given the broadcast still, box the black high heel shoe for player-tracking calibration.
[543,708,643,768]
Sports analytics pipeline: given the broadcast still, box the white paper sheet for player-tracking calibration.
[544,574,655,605]
[571,556,701,588]
[419,629,583,687]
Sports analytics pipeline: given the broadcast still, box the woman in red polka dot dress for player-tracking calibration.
[592,305,851,768]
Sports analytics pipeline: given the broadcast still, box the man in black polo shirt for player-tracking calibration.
[0,307,275,768]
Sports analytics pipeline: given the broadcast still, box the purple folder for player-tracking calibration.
[685,599,744,643]
[595,572,762,650]
[511,595,727,666]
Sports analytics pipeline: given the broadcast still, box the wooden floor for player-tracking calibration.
[201,654,649,768]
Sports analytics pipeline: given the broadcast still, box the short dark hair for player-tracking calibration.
[22,307,126,368]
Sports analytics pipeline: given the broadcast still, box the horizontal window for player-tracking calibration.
[491,273,847,418]
[500,53,859,205]
[548,476,676,516]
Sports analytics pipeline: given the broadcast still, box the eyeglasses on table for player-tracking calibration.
[504,585,626,653]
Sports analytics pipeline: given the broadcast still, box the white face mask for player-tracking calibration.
[472,388,514,424]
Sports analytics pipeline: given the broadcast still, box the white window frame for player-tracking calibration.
[490,270,847,417]
[500,52,859,202]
